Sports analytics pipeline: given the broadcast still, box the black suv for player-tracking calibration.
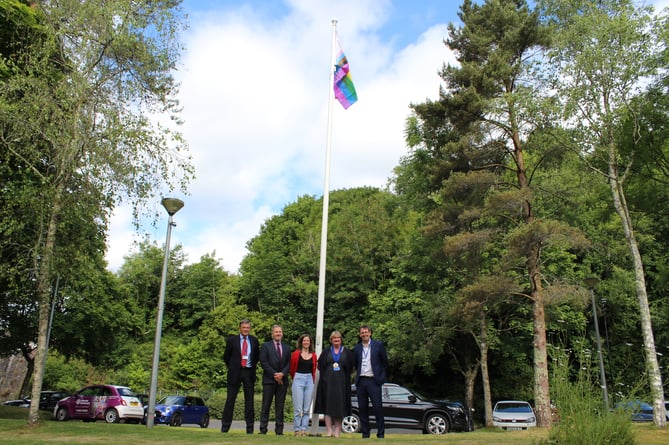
[38,391,69,411]
[343,383,474,434]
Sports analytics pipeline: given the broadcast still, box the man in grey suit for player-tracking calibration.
[221,319,260,434]
[259,324,291,435]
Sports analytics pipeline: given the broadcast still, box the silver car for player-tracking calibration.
[492,400,536,430]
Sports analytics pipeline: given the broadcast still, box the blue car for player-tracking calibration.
[615,400,653,422]
[148,395,209,427]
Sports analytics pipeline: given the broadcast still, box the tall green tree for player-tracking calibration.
[238,188,405,346]
[539,0,667,426]
[0,0,193,424]
[404,0,589,426]
[167,252,236,335]
[116,240,187,335]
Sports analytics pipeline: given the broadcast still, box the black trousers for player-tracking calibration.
[221,368,255,433]
[259,381,288,434]
[357,377,384,437]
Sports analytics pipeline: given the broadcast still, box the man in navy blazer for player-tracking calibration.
[221,319,260,434]
[259,324,291,435]
[353,324,389,438]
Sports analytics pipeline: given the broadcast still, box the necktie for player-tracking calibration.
[276,342,282,358]
[241,336,248,367]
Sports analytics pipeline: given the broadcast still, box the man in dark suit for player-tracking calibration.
[221,319,260,434]
[353,324,389,439]
[259,324,291,435]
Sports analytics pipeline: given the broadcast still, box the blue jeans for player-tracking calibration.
[292,372,314,431]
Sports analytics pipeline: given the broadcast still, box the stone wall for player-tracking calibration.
[0,354,28,401]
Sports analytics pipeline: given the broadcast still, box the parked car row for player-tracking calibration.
[19,384,669,431]
[48,384,210,427]
[40,381,470,434]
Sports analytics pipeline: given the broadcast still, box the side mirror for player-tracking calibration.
[408,395,417,403]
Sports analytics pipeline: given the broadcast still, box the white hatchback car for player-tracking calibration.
[492,400,537,430]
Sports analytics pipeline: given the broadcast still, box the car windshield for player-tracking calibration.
[408,389,425,400]
[160,396,186,405]
[116,387,137,397]
[496,402,532,413]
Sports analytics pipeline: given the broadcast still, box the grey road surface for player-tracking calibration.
[174,419,419,435]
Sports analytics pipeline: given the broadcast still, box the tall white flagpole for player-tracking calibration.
[316,19,337,358]
[310,18,338,436]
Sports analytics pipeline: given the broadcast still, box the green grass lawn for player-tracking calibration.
[1,406,668,444]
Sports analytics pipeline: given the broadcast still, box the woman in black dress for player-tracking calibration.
[314,330,353,437]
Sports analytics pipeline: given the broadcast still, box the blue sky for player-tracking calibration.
[104,0,668,273]
[105,0,461,272]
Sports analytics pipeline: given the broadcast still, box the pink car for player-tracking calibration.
[54,384,144,423]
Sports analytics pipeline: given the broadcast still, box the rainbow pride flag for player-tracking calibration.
[333,38,358,109]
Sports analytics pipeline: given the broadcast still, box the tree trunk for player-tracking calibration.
[514,126,551,428]
[19,345,35,399]
[608,150,666,427]
[463,364,478,417]
[27,185,63,425]
[531,296,551,426]
[479,316,493,427]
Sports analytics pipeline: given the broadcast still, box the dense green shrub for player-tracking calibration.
[206,390,295,423]
[539,345,636,445]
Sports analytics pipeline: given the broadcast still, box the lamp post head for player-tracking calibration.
[584,276,599,289]
[161,198,184,216]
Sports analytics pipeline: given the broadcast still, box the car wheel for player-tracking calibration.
[424,413,449,434]
[170,413,182,427]
[342,414,360,433]
[200,413,210,428]
[55,407,68,421]
[104,408,120,423]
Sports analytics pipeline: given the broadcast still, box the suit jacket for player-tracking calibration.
[224,333,260,385]
[353,339,388,386]
[259,340,291,385]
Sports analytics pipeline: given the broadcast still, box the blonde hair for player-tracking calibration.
[329,330,343,343]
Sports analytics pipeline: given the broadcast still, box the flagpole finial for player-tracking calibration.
[332,18,337,26]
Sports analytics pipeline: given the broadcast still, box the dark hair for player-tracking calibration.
[359,324,372,334]
[296,334,314,352]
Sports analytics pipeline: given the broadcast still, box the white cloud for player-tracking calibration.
[106,1,454,273]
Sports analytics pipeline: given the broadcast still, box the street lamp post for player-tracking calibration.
[146,198,184,428]
[585,276,609,411]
